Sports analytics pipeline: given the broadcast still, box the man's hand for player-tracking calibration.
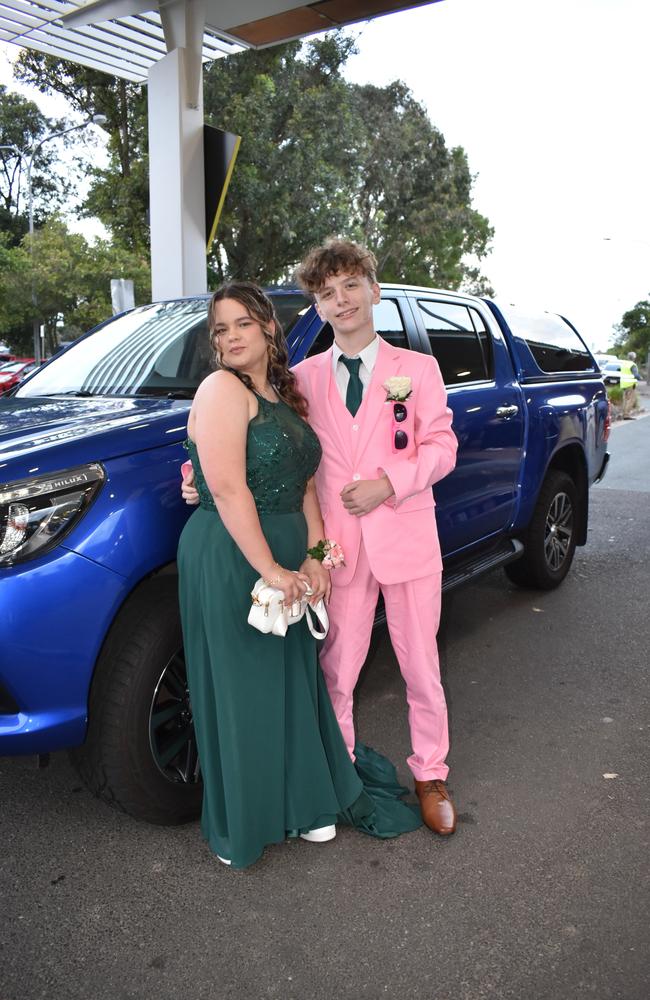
[181,467,200,506]
[299,557,331,604]
[340,475,394,517]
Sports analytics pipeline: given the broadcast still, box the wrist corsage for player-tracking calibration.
[383,376,412,402]
[306,539,345,569]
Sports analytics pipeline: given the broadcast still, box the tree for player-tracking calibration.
[613,298,650,361]
[204,34,492,288]
[14,52,149,252]
[0,84,64,244]
[346,81,493,291]
[69,237,151,334]
[0,230,30,337]
[12,32,493,291]
[203,35,360,282]
[0,219,150,355]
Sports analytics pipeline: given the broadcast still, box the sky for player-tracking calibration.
[2,0,649,350]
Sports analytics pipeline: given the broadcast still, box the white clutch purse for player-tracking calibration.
[248,578,329,639]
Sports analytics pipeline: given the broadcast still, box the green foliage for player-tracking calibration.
[203,36,359,282]
[613,298,650,360]
[14,53,149,252]
[0,83,65,238]
[607,385,623,405]
[1,59,151,352]
[203,33,493,289]
[70,238,151,332]
[0,230,30,338]
[346,82,493,291]
[0,219,150,355]
[5,31,493,330]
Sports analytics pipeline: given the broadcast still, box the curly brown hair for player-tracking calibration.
[208,282,308,418]
[295,238,378,294]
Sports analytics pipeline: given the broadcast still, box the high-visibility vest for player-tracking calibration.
[620,362,637,390]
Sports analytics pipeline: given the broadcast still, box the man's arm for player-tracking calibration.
[340,476,393,517]
[380,356,457,504]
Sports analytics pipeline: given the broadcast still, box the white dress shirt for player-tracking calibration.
[332,336,379,405]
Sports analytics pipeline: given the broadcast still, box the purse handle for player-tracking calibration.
[304,600,329,640]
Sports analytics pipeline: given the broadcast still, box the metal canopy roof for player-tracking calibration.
[0,1,243,82]
[1,0,438,83]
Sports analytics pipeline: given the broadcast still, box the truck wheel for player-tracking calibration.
[504,470,578,590]
[70,578,202,825]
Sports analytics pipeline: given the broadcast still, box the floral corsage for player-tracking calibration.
[306,539,345,569]
[383,376,412,402]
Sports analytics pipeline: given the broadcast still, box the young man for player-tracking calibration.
[291,239,458,835]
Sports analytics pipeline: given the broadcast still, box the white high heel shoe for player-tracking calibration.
[300,824,336,843]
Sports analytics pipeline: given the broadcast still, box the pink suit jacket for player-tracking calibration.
[293,337,458,587]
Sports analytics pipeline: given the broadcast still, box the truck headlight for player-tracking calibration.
[0,464,105,566]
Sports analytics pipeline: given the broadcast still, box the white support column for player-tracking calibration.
[148,35,207,299]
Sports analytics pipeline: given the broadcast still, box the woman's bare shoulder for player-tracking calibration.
[194,369,248,404]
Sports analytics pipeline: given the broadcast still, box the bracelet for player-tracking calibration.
[263,562,283,586]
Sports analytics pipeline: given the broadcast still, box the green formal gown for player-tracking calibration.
[178,393,420,869]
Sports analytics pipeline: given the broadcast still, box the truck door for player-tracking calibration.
[409,296,525,557]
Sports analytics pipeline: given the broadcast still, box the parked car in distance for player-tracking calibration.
[600,358,640,388]
[0,358,37,395]
[0,287,609,826]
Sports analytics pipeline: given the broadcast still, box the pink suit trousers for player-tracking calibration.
[319,539,449,782]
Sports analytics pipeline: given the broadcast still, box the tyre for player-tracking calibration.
[70,578,202,825]
[504,470,578,590]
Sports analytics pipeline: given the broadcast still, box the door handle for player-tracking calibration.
[496,405,519,418]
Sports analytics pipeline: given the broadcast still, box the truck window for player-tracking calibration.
[416,300,492,385]
[306,298,407,356]
[272,293,312,336]
[497,306,593,373]
[373,299,408,349]
[17,292,308,399]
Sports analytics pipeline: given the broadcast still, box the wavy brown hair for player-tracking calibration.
[296,238,378,293]
[208,282,308,418]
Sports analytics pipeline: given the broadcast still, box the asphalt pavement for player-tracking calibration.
[1,420,649,1000]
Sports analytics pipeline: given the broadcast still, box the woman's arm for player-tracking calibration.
[191,372,309,602]
[299,477,331,604]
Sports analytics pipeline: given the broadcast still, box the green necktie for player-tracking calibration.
[340,356,363,416]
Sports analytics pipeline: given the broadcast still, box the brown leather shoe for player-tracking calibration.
[414,779,457,835]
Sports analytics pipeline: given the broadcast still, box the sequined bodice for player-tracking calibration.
[185,394,322,514]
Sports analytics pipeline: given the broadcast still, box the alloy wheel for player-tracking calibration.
[148,649,201,785]
[544,491,574,572]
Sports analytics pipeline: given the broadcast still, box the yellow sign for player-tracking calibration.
[204,125,241,254]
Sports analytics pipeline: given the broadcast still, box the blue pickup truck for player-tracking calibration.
[0,285,609,823]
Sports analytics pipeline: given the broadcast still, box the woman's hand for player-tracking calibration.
[299,557,331,605]
[265,565,312,605]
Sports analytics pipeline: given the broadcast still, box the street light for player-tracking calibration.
[0,113,107,363]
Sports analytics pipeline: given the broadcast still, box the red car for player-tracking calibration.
[0,358,37,395]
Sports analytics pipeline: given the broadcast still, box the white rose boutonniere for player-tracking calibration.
[383,376,412,402]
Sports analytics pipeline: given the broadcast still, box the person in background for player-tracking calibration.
[622,351,641,419]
